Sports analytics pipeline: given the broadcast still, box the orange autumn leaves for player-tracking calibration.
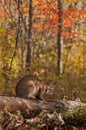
[0,0,86,37]
[32,0,86,38]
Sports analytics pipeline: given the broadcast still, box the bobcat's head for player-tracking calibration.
[44,80,55,95]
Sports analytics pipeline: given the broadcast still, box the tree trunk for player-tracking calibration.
[0,96,86,129]
[57,0,63,75]
[26,0,33,68]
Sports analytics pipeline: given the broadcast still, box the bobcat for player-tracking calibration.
[15,75,51,100]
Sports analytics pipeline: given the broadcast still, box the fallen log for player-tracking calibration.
[0,96,86,130]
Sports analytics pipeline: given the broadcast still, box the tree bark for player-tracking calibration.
[57,0,63,75]
[26,0,33,68]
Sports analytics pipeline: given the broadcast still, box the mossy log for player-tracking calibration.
[0,96,86,130]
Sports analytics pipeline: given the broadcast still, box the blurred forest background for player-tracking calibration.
[0,0,86,101]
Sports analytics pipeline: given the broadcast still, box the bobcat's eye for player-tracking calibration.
[45,87,47,92]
